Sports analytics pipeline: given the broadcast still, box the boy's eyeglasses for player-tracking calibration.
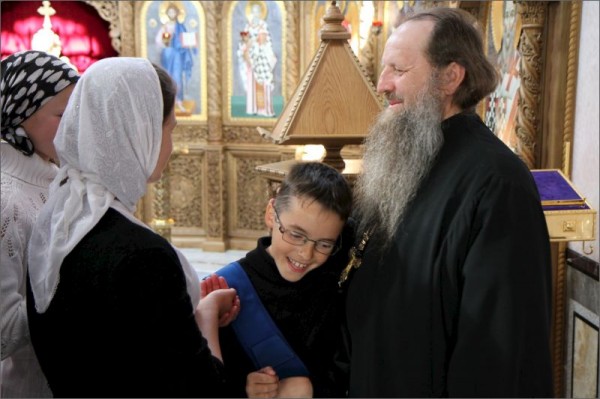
[273,207,341,256]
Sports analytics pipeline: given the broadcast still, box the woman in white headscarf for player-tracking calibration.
[26,57,239,398]
[1,50,79,398]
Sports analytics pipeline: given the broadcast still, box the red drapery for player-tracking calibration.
[1,1,118,72]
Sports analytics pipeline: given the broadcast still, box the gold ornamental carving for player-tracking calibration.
[561,1,581,177]
[553,242,568,397]
[205,149,224,238]
[172,124,208,143]
[169,153,204,228]
[235,156,275,231]
[151,165,172,240]
[516,1,547,168]
[203,1,224,142]
[116,1,135,56]
[207,117,223,144]
[85,1,122,54]
[284,1,300,99]
[459,2,485,22]
[359,25,381,85]
[224,126,272,144]
[517,1,547,26]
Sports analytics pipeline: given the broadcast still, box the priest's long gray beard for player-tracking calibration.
[354,78,444,249]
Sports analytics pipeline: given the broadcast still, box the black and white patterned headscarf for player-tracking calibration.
[1,50,79,156]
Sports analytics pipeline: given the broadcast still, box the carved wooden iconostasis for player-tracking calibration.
[131,1,300,252]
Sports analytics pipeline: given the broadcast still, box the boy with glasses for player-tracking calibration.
[204,161,353,397]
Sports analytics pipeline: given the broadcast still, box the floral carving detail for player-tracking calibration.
[169,153,204,228]
[224,126,272,144]
[85,1,122,54]
[516,1,547,27]
[285,1,300,99]
[202,1,224,142]
[206,150,224,237]
[152,165,171,240]
[173,125,208,143]
[231,154,279,231]
[516,1,546,168]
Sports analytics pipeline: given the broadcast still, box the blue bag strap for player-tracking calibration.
[215,262,309,379]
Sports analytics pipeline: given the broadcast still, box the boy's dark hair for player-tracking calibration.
[274,162,352,221]
[152,63,177,123]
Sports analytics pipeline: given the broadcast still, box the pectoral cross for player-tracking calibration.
[338,229,372,287]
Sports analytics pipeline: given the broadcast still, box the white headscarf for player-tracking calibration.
[28,57,199,313]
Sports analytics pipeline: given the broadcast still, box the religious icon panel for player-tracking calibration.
[224,0,286,125]
[482,1,521,151]
[139,1,207,122]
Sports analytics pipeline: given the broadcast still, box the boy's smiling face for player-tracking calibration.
[265,196,344,283]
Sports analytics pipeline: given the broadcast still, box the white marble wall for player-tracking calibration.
[570,1,599,263]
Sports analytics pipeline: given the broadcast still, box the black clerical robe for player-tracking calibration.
[27,208,226,398]
[346,112,553,397]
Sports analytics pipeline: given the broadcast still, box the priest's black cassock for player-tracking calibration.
[345,112,553,397]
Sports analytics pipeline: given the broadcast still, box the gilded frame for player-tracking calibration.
[136,0,208,123]
[222,0,287,126]
[85,1,123,54]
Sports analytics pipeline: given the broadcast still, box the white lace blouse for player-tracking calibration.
[1,141,55,397]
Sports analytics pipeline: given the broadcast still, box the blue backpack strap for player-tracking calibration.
[215,262,309,379]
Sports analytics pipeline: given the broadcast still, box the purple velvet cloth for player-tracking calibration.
[532,170,586,210]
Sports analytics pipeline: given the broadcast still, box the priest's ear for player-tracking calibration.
[439,62,465,98]
[265,198,276,231]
